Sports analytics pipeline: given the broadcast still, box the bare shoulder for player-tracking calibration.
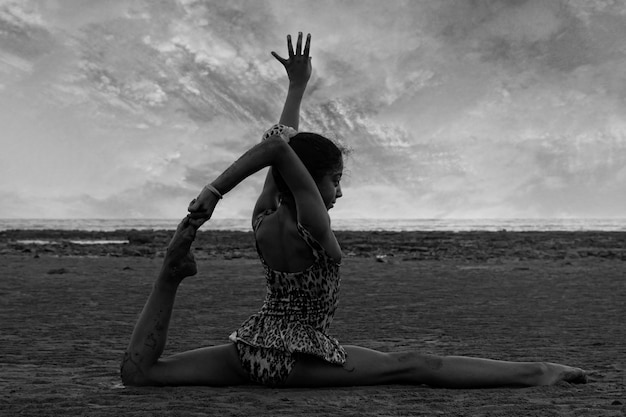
[256,211,342,269]
[255,212,316,273]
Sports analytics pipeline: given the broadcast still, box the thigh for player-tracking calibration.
[148,343,250,386]
[236,343,296,387]
[285,345,407,387]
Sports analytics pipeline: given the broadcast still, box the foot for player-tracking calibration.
[538,362,588,385]
[160,216,203,282]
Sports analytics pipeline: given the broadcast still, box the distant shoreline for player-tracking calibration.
[1,218,626,232]
[2,229,625,261]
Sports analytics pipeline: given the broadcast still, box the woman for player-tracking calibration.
[120,33,587,388]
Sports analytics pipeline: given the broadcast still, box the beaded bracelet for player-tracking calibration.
[262,124,298,143]
[203,183,223,199]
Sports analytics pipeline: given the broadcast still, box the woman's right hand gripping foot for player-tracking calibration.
[187,186,221,228]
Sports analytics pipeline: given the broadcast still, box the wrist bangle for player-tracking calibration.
[262,124,298,143]
[203,184,223,199]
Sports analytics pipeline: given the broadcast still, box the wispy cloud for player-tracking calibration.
[1,0,625,219]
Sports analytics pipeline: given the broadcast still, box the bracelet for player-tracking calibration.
[203,184,223,199]
[262,124,298,143]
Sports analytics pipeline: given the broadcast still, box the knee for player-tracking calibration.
[120,352,152,386]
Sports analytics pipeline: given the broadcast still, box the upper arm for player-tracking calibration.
[253,78,305,219]
[252,168,280,221]
[252,125,299,222]
[252,136,331,242]
[266,138,332,240]
[252,125,296,221]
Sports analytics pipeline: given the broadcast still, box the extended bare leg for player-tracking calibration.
[286,346,587,388]
[394,352,588,388]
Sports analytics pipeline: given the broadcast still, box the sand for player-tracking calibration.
[1,229,624,416]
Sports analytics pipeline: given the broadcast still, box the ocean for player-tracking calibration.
[1,218,625,232]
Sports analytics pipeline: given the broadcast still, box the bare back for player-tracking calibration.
[254,209,340,273]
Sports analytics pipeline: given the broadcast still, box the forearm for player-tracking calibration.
[190,131,315,220]
[262,82,306,201]
[278,83,307,130]
[255,31,310,211]
[210,139,288,195]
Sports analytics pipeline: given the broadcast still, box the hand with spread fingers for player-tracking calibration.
[272,32,312,88]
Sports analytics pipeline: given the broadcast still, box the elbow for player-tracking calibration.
[265,136,292,166]
[265,135,291,153]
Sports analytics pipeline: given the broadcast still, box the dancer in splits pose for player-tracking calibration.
[121,33,587,388]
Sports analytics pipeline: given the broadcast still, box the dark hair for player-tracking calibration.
[272,132,343,197]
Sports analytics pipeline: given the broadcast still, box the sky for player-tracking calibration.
[1,0,625,220]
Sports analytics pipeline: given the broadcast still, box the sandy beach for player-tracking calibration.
[1,229,624,416]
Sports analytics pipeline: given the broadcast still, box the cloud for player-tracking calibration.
[1,0,626,220]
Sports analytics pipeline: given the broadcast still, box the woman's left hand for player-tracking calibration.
[271,32,312,88]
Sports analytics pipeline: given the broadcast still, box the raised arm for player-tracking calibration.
[252,32,312,219]
[274,32,311,129]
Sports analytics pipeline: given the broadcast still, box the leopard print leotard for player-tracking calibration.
[229,211,347,386]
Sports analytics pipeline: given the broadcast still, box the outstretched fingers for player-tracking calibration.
[271,32,312,67]
[303,33,311,58]
[295,32,302,56]
[271,50,288,66]
[288,33,295,58]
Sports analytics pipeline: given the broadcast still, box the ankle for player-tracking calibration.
[154,274,181,292]
[523,362,550,386]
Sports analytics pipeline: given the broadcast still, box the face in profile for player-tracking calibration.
[317,164,343,210]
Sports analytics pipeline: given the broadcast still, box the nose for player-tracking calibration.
[336,184,343,199]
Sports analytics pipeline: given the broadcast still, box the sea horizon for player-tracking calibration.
[1,218,626,232]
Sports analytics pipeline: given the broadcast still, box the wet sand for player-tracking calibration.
[1,230,624,416]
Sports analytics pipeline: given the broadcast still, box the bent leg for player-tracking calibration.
[148,343,249,386]
[120,217,248,386]
[286,345,587,388]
